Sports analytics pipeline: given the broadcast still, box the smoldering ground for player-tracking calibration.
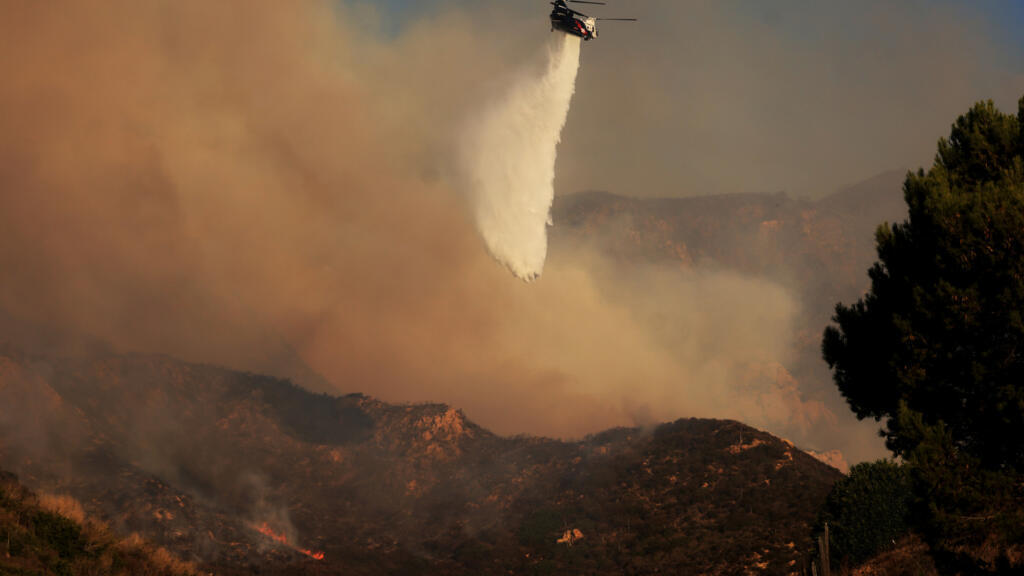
[8,0,1016,467]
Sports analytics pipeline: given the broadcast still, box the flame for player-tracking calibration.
[256,522,288,545]
[253,522,325,561]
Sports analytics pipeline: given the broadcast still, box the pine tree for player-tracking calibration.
[822,97,1024,571]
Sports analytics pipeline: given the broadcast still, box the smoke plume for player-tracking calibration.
[13,0,1013,466]
[459,34,581,280]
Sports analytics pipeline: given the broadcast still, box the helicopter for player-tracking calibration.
[549,0,636,41]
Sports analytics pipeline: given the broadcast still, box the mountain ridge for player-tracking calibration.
[0,346,841,575]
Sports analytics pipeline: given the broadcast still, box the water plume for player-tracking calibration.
[460,33,582,281]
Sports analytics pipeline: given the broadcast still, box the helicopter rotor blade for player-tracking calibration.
[569,1,606,4]
[595,17,637,21]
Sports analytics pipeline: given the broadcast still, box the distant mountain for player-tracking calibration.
[0,347,841,575]
[551,171,908,459]
[552,170,907,311]
[816,171,909,234]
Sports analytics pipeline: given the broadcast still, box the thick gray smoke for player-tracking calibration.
[459,34,582,281]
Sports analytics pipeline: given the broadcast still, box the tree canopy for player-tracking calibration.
[822,97,1024,572]
[823,98,1024,471]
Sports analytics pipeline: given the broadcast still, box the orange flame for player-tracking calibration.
[253,522,325,561]
[256,522,288,545]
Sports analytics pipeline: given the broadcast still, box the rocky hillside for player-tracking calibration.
[0,346,841,575]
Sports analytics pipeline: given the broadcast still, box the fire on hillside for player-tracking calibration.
[253,522,325,561]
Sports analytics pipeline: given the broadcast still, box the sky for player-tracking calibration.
[375,0,1024,64]
[362,0,1024,198]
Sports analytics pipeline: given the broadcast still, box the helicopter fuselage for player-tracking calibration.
[550,4,598,40]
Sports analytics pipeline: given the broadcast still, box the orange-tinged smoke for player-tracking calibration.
[0,0,889,463]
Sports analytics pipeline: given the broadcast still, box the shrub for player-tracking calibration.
[818,460,911,565]
[33,510,87,560]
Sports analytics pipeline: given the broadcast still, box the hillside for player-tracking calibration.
[0,347,841,575]
[0,468,196,576]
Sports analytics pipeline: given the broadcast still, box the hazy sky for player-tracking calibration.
[365,0,1024,198]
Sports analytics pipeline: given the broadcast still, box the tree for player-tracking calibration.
[818,460,911,565]
[822,98,1024,469]
[822,97,1024,571]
